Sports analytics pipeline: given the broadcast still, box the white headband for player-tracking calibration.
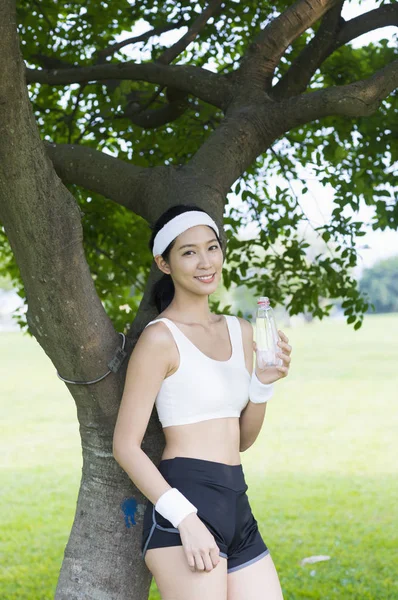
[152,211,220,257]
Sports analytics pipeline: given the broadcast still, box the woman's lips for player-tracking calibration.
[194,273,215,283]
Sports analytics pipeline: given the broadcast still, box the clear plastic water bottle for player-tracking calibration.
[255,297,283,368]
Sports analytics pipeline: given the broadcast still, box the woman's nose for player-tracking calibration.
[198,258,212,268]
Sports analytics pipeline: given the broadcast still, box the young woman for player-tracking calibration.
[113,204,292,600]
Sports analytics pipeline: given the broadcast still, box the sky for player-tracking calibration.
[114,1,398,275]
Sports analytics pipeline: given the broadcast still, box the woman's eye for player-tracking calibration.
[183,245,219,256]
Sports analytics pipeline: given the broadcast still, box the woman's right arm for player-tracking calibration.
[112,322,174,505]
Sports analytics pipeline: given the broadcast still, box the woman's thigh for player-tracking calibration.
[145,545,228,600]
[227,553,284,600]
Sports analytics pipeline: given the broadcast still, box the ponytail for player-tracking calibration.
[150,273,175,314]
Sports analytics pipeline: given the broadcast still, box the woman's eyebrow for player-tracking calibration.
[178,238,218,250]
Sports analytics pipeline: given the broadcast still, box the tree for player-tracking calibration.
[0,0,397,597]
[359,255,398,313]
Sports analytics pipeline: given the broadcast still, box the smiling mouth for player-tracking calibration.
[194,272,216,281]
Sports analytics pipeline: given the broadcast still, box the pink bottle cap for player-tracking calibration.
[257,296,270,307]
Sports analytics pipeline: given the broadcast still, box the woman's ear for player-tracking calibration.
[154,255,171,276]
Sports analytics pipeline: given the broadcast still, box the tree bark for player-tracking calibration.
[0,3,165,599]
[44,143,169,216]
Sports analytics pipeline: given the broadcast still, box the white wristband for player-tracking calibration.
[155,487,198,528]
[249,370,274,404]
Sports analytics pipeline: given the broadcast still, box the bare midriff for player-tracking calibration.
[160,416,242,466]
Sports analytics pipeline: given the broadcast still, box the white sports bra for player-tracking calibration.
[144,315,251,428]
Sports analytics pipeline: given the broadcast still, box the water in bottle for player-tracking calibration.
[255,297,283,368]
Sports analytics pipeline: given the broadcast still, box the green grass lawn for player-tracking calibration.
[1,313,397,599]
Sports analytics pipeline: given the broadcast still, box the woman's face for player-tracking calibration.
[157,224,223,294]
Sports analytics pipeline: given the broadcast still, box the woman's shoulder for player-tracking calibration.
[139,315,175,345]
[230,314,253,338]
[232,314,252,327]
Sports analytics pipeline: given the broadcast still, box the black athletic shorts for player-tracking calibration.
[141,456,270,573]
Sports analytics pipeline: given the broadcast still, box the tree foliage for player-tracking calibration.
[1,0,397,334]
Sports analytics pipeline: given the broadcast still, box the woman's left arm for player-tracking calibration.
[238,319,292,452]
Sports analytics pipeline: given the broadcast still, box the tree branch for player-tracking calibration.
[123,94,190,128]
[45,143,168,218]
[186,55,398,195]
[25,62,231,110]
[281,58,398,127]
[236,0,342,90]
[157,0,223,65]
[272,2,344,98]
[338,3,398,46]
[273,3,398,98]
[124,0,223,123]
[96,20,186,60]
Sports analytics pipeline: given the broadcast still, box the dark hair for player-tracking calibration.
[148,204,223,313]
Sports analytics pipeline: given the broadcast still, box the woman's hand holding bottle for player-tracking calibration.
[254,297,292,384]
[177,512,221,572]
[253,330,292,384]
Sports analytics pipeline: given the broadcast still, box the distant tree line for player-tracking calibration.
[360,255,398,313]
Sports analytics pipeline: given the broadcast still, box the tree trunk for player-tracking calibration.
[54,398,165,599]
[0,3,164,598]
